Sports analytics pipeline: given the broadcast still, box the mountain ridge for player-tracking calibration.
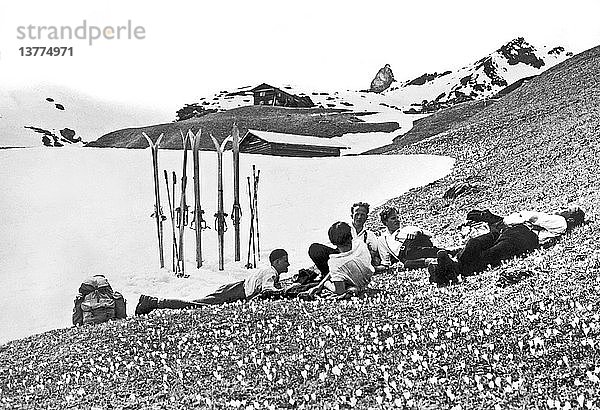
[377,37,572,112]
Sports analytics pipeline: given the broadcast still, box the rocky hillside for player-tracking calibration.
[371,44,600,246]
[378,37,572,112]
[1,46,599,409]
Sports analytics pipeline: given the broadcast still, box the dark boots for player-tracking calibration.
[428,250,460,287]
[135,295,158,315]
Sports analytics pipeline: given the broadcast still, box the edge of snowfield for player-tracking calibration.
[0,132,453,344]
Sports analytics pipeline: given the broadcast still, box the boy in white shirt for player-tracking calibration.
[308,202,379,275]
[301,222,374,299]
[135,249,290,315]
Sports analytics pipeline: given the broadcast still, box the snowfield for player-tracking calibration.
[0,147,453,344]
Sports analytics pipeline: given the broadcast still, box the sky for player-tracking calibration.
[0,0,599,115]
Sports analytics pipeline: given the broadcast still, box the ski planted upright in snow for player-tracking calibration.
[246,175,256,269]
[210,133,232,271]
[142,132,165,269]
[164,170,181,274]
[231,124,242,262]
[176,130,190,277]
[253,165,261,261]
[189,129,205,268]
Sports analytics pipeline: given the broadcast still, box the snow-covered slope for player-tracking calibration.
[382,37,572,109]
[193,84,404,113]
[0,85,169,148]
[186,38,572,118]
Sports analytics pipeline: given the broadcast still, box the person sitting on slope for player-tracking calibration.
[308,202,380,275]
[429,205,586,286]
[135,249,290,315]
[375,207,443,273]
[301,221,374,300]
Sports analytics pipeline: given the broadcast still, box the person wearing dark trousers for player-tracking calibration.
[375,207,442,272]
[308,202,380,275]
[308,243,339,275]
[301,222,374,299]
[135,249,290,315]
[430,206,585,286]
[450,224,538,277]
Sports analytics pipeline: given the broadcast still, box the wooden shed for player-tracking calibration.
[251,83,314,108]
[239,129,348,157]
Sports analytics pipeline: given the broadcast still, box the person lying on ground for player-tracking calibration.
[502,205,585,247]
[375,207,443,272]
[429,205,586,286]
[300,221,374,300]
[135,249,290,315]
[308,202,380,275]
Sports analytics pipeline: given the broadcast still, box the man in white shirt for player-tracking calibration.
[376,207,441,272]
[308,202,379,275]
[349,202,379,258]
[135,249,290,315]
[302,222,374,299]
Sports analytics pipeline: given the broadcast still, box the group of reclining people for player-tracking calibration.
[135,202,585,315]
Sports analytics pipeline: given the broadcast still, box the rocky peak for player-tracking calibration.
[498,37,545,68]
[370,64,395,93]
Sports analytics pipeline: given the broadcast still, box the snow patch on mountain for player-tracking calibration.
[0,85,169,148]
[382,37,572,110]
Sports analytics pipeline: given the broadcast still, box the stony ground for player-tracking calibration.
[1,47,599,409]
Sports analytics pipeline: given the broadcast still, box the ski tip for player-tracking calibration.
[222,135,233,151]
[141,132,153,147]
[209,133,220,150]
[156,134,164,147]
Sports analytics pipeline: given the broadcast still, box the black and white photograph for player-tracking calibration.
[1,0,599,408]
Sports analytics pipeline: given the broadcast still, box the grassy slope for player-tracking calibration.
[2,47,600,409]
[365,76,537,156]
[86,106,399,150]
[365,99,497,154]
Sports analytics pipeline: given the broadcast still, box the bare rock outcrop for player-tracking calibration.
[370,64,395,93]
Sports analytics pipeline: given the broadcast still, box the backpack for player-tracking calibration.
[72,275,127,326]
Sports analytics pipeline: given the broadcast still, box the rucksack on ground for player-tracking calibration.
[72,275,127,326]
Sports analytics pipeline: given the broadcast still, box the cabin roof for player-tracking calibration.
[243,129,349,149]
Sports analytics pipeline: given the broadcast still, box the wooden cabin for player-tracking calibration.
[239,129,348,157]
[251,83,314,108]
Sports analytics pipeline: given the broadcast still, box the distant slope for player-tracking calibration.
[365,99,498,154]
[87,106,399,149]
[380,37,571,110]
[371,44,600,242]
[0,85,169,148]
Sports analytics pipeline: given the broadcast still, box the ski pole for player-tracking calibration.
[254,167,261,261]
[246,175,255,269]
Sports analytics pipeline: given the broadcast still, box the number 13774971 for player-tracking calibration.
[19,47,73,56]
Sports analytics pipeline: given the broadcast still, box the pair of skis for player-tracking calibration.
[246,165,261,269]
[209,123,243,271]
[144,130,205,275]
[143,133,166,269]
